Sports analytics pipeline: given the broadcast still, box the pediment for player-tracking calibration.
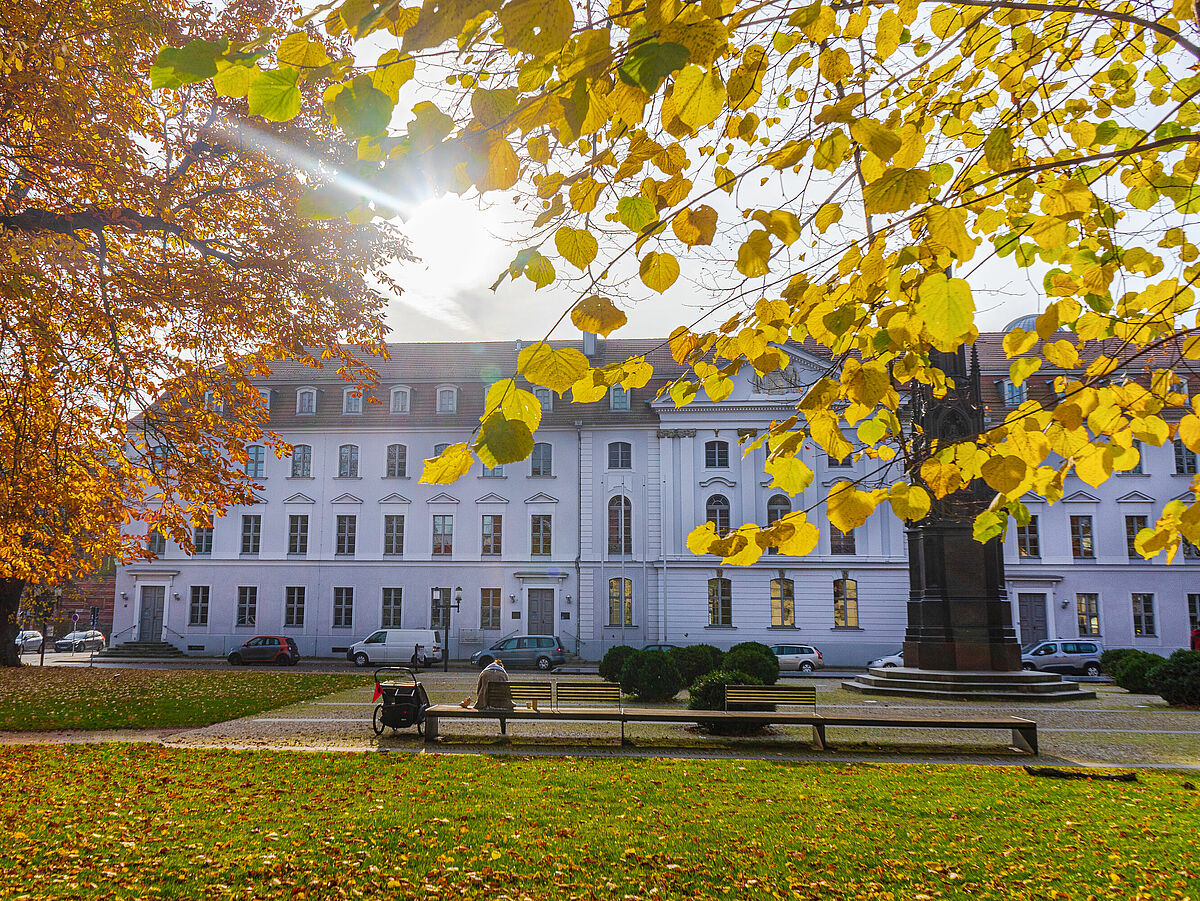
[1116,490,1155,504]
[282,493,315,505]
[379,492,411,505]
[1020,492,1046,504]
[1063,490,1100,503]
[1172,491,1195,503]
[700,476,738,489]
[427,491,459,504]
[475,492,510,505]
[524,492,559,504]
[330,492,362,504]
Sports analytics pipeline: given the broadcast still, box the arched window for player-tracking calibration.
[296,387,317,415]
[766,494,790,555]
[608,496,632,555]
[705,440,729,468]
[533,386,553,410]
[386,444,407,478]
[433,443,448,456]
[290,444,312,478]
[708,578,732,626]
[834,577,859,628]
[771,578,795,627]
[706,494,730,533]
[608,578,633,626]
[609,385,630,411]
[338,444,359,478]
[343,388,363,414]
[389,386,411,414]
[531,442,553,477]
[437,386,458,413]
[244,445,265,478]
[608,441,632,470]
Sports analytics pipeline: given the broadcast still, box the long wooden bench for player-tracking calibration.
[725,684,816,710]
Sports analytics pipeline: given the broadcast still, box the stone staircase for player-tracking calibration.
[843,666,1096,701]
[96,640,187,660]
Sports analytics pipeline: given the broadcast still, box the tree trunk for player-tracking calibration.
[0,577,26,667]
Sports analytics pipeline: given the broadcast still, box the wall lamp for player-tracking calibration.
[172,592,181,601]
[120,592,128,600]
[1060,599,1070,609]
[509,593,517,604]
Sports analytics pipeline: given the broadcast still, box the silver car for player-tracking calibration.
[54,630,106,652]
[1021,640,1103,676]
[867,650,904,668]
[470,635,566,671]
[15,630,43,653]
[769,644,824,673]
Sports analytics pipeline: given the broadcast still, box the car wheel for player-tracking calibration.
[536,656,552,671]
[1022,663,1035,671]
[353,653,370,668]
[883,663,897,668]
[1085,662,1101,677]
[800,661,815,673]
[228,653,242,665]
[275,654,288,666]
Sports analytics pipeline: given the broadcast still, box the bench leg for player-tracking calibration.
[811,723,826,751]
[621,719,627,746]
[1012,725,1038,755]
[424,714,438,743]
[500,717,507,736]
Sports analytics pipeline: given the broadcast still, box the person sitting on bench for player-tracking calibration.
[460,659,513,710]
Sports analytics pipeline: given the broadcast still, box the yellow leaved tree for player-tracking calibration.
[157,0,1200,569]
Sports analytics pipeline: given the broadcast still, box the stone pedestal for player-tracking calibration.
[843,667,1096,701]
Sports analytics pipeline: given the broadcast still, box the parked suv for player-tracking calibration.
[470,635,566,671]
[769,644,824,673]
[54,630,106,652]
[1021,640,1103,676]
[228,636,300,666]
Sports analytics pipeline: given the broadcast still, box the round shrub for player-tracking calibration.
[669,643,724,686]
[1099,648,1141,675]
[687,668,762,710]
[723,641,780,685]
[620,649,684,701]
[1147,650,1200,707]
[1111,650,1166,694]
[599,645,637,684]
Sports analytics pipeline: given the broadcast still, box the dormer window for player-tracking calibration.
[343,388,363,414]
[437,387,458,413]
[998,379,1026,406]
[390,386,411,414]
[609,385,630,411]
[296,387,317,415]
[534,386,553,410]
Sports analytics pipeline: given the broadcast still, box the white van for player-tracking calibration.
[346,629,442,667]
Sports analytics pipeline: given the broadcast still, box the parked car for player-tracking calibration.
[470,635,566,671]
[868,650,904,668]
[769,644,824,673]
[15,630,43,654]
[227,636,300,666]
[54,630,106,652]
[641,643,678,653]
[1021,640,1103,676]
[346,629,442,668]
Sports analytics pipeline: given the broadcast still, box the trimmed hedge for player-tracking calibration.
[687,669,768,735]
[1147,650,1200,707]
[668,644,724,686]
[598,645,638,684]
[1099,648,1142,675]
[619,650,684,701]
[1111,650,1166,694]
[723,642,780,685]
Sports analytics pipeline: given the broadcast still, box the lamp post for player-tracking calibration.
[443,586,462,673]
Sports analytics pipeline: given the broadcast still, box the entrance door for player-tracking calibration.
[139,586,165,641]
[527,589,555,634]
[1017,593,1048,646]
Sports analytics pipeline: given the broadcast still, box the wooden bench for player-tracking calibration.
[479,681,552,734]
[725,684,816,710]
[814,713,1038,754]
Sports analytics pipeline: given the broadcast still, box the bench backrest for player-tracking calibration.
[486,680,552,708]
[554,682,622,709]
[725,684,816,710]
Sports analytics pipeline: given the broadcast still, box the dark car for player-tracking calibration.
[228,636,300,666]
[641,643,678,653]
[470,635,566,671]
[54,630,106,652]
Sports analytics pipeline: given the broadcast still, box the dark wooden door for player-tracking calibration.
[1017,593,1048,646]
[527,589,555,634]
[139,586,165,641]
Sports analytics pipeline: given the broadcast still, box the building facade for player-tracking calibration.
[111,335,1200,665]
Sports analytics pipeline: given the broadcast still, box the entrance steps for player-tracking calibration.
[96,640,187,660]
[843,666,1096,701]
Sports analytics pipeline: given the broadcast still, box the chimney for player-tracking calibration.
[582,331,597,360]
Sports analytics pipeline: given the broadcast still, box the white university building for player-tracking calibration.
[112,330,1200,665]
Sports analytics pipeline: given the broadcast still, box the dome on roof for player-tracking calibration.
[1003,314,1039,333]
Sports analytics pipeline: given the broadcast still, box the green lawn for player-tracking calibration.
[0,668,369,730]
[2,746,1197,900]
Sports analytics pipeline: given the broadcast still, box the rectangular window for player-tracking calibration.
[382,588,403,629]
[336,515,357,556]
[383,514,405,556]
[338,445,359,478]
[193,525,213,556]
[1016,516,1040,557]
[531,443,552,476]
[285,587,306,627]
[1077,593,1100,637]
[827,454,852,468]
[1001,379,1026,406]
[148,529,166,556]
[245,445,265,478]
[1132,592,1156,636]
[834,578,859,628]
[433,514,453,556]
[531,514,552,556]
[830,525,856,555]
[609,386,630,411]
[437,387,457,413]
[481,514,502,556]
[482,463,504,478]
[333,587,354,628]
[1189,593,1200,632]
[1125,440,1144,475]
[288,514,309,555]
[707,578,732,626]
[386,444,407,478]
[1176,439,1199,475]
[771,578,795,627]
[431,587,451,630]
[608,442,632,469]
[481,588,501,630]
[290,445,312,478]
[343,390,362,414]
[705,441,729,468]
[1070,515,1095,559]
[608,578,634,626]
[189,586,210,626]
[1125,515,1147,558]
[236,586,257,627]
[240,515,261,555]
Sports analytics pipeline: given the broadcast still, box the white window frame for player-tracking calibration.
[290,444,312,478]
[343,387,363,414]
[296,387,317,415]
[533,386,553,410]
[436,386,458,414]
[390,385,411,414]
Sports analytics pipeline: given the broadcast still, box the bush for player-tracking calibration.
[1147,650,1200,707]
[598,645,637,684]
[1099,648,1142,675]
[619,650,684,701]
[687,668,769,735]
[723,642,780,685]
[669,644,724,686]
[1111,650,1167,694]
